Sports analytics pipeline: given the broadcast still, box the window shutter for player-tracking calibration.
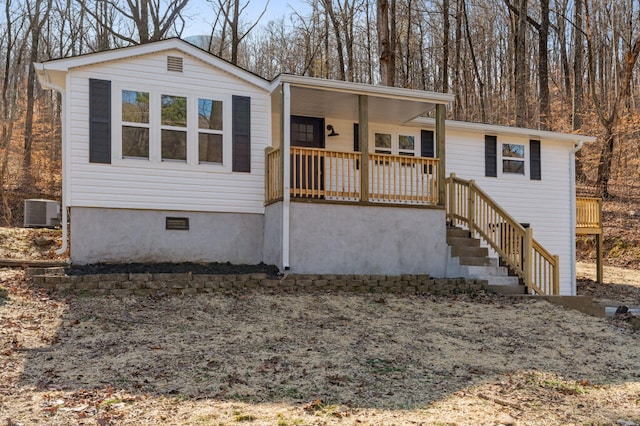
[232,95,251,172]
[485,135,497,177]
[89,79,111,164]
[353,123,359,151]
[421,130,435,157]
[530,139,541,180]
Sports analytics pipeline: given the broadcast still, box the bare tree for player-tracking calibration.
[78,0,188,46]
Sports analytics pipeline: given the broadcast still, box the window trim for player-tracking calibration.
[112,83,232,171]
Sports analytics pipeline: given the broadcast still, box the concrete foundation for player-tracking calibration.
[288,202,449,275]
[70,207,264,265]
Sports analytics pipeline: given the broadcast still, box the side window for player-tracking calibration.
[198,98,223,164]
[121,90,150,159]
[502,143,525,174]
[160,94,187,161]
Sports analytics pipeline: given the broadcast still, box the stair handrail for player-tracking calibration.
[445,173,559,295]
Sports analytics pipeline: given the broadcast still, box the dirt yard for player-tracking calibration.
[1,266,640,425]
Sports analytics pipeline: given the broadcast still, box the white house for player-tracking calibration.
[35,38,595,295]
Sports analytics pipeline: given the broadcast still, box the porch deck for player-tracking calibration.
[576,197,604,283]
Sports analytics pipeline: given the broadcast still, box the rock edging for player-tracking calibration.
[29,269,488,296]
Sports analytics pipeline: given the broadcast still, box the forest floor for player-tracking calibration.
[0,228,639,425]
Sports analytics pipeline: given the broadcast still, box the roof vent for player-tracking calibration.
[167,56,183,72]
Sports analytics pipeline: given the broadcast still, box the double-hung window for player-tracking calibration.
[161,95,187,161]
[502,143,525,174]
[121,90,150,159]
[198,98,223,163]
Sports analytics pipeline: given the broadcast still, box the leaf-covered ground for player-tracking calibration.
[1,268,639,425]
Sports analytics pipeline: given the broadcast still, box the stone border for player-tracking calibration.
[29,270,488,297]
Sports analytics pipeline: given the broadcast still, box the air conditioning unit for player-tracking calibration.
[24,199,60,228]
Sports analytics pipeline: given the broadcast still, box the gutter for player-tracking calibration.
[34,64,69,257]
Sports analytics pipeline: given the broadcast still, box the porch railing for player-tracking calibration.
[369,153,439,205]
[265,147,283,201]
[446,173,559,295]
[290,146,361,200]
[576,197,603,234]
[266,147,440,205]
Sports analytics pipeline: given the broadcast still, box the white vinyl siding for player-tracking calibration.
[445,129,575,295]
[67,49,270,215]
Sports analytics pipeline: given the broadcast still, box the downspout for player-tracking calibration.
[34,64,69,257]
[282,83,291,270]
[569,140,584,295]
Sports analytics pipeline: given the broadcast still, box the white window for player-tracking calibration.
[116,86,230,168]
[502,143,525,174]
[121,90,150,159]
[198,98,223,164]
[373,130,419,156]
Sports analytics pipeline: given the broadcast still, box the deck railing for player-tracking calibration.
[265,147,283,201]
[446,173,559,295]
[290,147,361,200]
[266,147,440,205]
[368,153,439,205]
[576,197,603,233]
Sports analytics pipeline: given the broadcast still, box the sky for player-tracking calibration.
[180,0,309,38]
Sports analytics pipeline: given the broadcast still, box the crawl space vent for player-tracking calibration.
[167,56,183,72]
[166,217,189,230]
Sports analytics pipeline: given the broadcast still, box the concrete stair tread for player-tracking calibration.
[458,256,492,266]
[488,284,526,295]
[447,237,481,247]
[451,246,489,258]
[477,276,521,285]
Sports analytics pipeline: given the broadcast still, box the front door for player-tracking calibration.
[291,116,325,196]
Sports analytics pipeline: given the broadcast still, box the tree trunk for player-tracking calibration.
[537,0,550,130]
[376,0,392,85]
[442,0,450,93]
[572,0,583,130]
[514,0,528,126]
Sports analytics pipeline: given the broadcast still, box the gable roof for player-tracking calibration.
[35,38,271,91]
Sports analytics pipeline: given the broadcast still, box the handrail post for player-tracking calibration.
[553,255,560,295]
[448,173,456,224]
[467,180,475,235]
[524,227,533,289]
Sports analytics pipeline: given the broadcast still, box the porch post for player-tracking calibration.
[281,83,291,270]
[359,95,369,202]
[436,103,446,207]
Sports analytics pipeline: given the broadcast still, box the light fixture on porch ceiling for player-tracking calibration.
[327,124,339,137]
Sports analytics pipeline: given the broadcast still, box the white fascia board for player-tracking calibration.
[37,39,271,92]
[271,74,455,105]
[412,117,597,144]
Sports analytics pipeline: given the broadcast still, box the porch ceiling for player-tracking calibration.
[289,86,437,124]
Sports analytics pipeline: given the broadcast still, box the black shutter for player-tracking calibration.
[89,79,111,164]
[421,130,435,157]
[232,95,251,172]
[353,123,359,151]
[530,139,541,180]
[485,135,497,177]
